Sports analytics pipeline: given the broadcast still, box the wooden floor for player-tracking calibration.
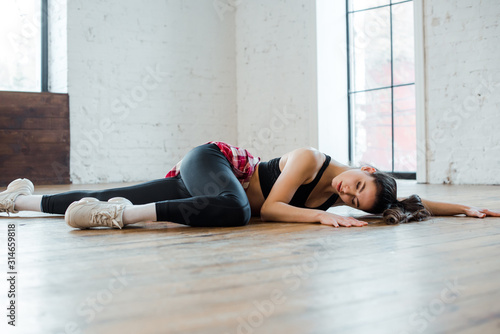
[1,180,500,334]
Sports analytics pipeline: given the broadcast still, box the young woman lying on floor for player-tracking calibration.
[1,141,499,229]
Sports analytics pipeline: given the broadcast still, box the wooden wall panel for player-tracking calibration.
[0,91,70,186]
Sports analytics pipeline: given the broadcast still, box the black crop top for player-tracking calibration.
[258,154,339,211]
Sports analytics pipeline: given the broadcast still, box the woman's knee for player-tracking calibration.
[217,195,251,227]
[228,203,251,227]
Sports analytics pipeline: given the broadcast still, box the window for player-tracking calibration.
[347,0,416,178]
[0,0,48,92]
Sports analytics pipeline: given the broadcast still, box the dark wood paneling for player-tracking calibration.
[0,91,70,186]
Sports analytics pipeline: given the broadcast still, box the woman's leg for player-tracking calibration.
[6,143,251,228]
[40,176,190,214]
[64,143,250,228]
[14,195,44,212]
[121,203,156,225]
[9,191,157,226]
[154,143,251,227]
[8,176,189,216]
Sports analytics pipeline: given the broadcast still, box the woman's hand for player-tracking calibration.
[318,212,368,228]
[463,206,500,218]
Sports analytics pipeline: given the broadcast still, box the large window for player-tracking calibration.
[347,0,416,177]
[0,0,48,92]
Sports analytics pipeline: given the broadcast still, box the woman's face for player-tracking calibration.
[332,167,378,212]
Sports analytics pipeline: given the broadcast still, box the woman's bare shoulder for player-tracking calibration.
[279,148,325,182]
[280,147,323,165]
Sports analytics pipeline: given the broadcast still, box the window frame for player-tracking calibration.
[41,0,48,92]
[345,0,416,180]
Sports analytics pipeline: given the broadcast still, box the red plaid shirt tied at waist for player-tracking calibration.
[165,141,261,190]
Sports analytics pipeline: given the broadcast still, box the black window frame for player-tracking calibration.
[41,0,49,92]
[346,0,416,180]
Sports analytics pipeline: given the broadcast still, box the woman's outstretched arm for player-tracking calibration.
[398,196,500,218]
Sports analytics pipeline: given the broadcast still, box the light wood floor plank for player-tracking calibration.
[1,180,499,333]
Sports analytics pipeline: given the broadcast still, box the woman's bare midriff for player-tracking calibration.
[245,152,295,216]
[245,163,266,216]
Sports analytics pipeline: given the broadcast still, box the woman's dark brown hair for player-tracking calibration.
[362,166,432,224]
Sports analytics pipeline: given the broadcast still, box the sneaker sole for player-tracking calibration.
[108,197,132,206]
[8,178,34,194]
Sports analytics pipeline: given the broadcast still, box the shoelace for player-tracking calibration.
[90,207,122,229]
[0,199,14,216]
[1,186,31,215]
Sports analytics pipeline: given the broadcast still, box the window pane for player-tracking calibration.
[349,0,390,12]
[0,1,41,92]
[349,7,391,92]
[351,88,392,171]
[393,85,416,172]
[392,1,415,85]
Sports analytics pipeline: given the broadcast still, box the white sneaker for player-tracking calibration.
[65,197,132,229]
[0,178,34,214]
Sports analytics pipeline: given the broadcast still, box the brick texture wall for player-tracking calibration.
[66,0,237,183]
[235,0,318,161]
[424,0,500,184]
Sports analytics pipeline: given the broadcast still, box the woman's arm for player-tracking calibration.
[261,200,367,227]
[398,196,500,218]
[261,148,367,227]
[421,198,467,216]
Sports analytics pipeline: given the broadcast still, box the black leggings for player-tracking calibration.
[41,143,252,227]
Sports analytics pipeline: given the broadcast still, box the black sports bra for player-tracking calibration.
[258,154,339,211]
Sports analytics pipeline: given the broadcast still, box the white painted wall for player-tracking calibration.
[235,0,318,161]
[423,0,500,184]
[66,0,237,183]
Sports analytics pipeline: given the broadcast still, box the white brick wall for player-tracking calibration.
[66,0,237,183]
[64,0,319,183]
[424,0,500,184]
[61,0,500,184]
[235,0,318,161]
